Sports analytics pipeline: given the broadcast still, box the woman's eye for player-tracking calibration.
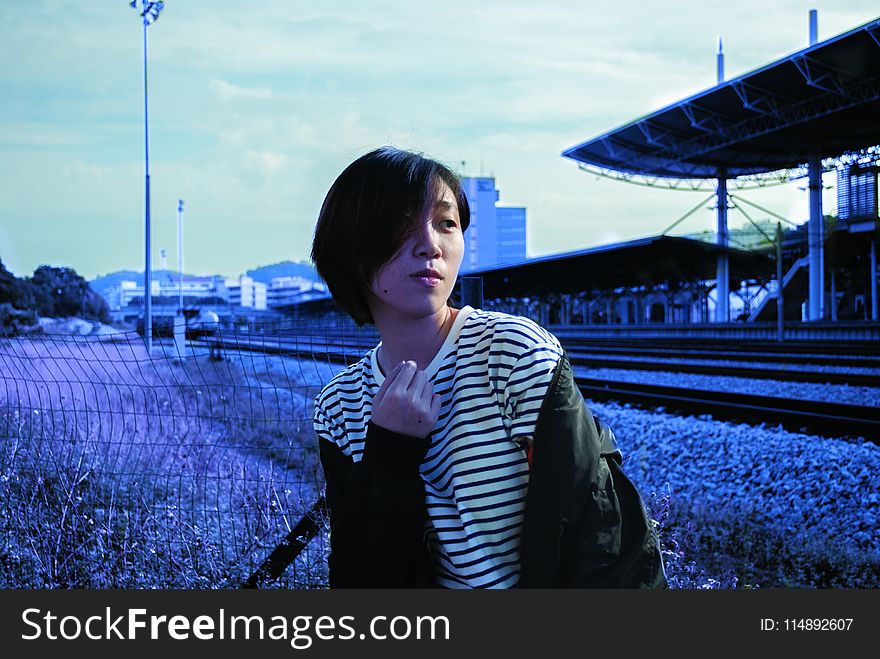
[439,219,458,229]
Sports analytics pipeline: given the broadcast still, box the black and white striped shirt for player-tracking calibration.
[313,305,564,588]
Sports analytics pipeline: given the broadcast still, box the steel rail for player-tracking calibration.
[577,377,879,443]
[198,335,880,388]
[567,353,880,387]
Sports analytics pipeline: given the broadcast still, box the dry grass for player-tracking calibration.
[0,332,334,588]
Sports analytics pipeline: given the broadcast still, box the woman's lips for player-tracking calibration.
[412,276,441,287]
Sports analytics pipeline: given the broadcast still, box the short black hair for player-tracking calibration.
[311,147,470,326]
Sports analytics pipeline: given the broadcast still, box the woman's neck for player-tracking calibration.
[374,305,460,375]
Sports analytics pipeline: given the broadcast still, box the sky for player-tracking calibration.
[1,1,878,281]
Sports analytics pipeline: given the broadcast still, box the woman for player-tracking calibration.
[311,147,665,589]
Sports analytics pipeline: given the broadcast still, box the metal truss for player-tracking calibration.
[792,54,857,98]
[665,77,880,168]
[870,21,880,48]
[574,148,880,190]
[729,80,793,117]
[569,20,880,185]
[678,102,735,136]
[574,161,830,191]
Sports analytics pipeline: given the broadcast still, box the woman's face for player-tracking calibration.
[367,179,465,320]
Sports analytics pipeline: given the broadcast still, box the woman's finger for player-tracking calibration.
[417,373,435,403]
[429,392,442,419]
[391,361,417,396]
[373,360,406,406]
[408,368,428,402]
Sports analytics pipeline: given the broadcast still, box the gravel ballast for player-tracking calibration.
[585,397,880,586]
[572,352,880,376]
[576,366,880,408]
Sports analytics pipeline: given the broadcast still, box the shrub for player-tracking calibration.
[0,303,38,335]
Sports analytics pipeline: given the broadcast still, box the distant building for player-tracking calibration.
[224,275,267,310]
[267,276,328,308]
[497,206,527,264]
[102,275,226,311]
[102,274,271,311]
[460,177,527,271]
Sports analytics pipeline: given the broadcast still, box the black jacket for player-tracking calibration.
[319,351,667,588]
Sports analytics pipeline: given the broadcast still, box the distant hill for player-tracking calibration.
[91,261,320,292]
[91,270,141,293]
[246,260,320,284]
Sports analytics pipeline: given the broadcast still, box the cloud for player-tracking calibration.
[2,0,876,279]
[0,124,82,147]
[61,160,113,181]
[209,78,273,102]
[244,149,289,176]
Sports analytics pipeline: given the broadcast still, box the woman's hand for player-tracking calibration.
[371,360,441,439]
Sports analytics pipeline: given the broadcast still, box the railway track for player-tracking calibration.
[577,377,880,443]
[545,335,880,359]
[565,352,880,387]
[200,333,880,387]
[556,343,880,368]
[232,329,880,365]
[277,327,880,358]
[195,336,880,443]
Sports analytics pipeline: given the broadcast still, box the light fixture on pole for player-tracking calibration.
[130,0,165,352]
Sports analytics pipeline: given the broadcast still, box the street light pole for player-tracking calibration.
[131,0,165,352]
[142,18,153,351]
[177,199,184,313]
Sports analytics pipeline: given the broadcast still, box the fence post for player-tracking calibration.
[173,313,186,359]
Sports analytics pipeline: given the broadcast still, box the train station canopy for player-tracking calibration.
[464,235,773,297]
[563,17,880,179]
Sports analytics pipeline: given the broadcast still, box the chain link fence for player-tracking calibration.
[0,319,379,589]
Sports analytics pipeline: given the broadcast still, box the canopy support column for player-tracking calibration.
[807,154,825,321]
[872,239,878,322]
[715,177,729,323]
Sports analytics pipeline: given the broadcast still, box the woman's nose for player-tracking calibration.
[413,225,442,257]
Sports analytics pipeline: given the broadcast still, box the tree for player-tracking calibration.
[0,258,111,331]
[0,257,36,311]
[0,257,38,334]
[27,265,110,323]
[0,258,18,305]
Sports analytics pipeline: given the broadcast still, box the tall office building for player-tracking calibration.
[497,206,527,265]
[460,177,527,271]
